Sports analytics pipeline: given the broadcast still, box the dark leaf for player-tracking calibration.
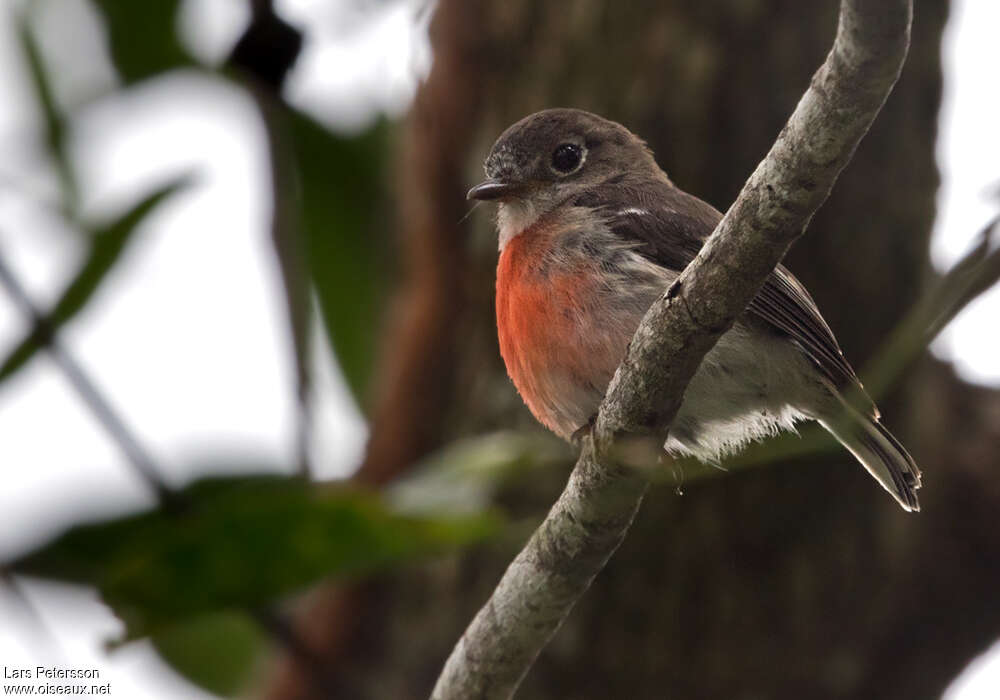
[92,0,193,84]
[18,16,76,213]
[150,611,266,697]
[289,112,391,407]
[8,474,498,639]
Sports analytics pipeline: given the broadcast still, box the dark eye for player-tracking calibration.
[551,143,583,173]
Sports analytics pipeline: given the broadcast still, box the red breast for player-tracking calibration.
[496,221,604,435]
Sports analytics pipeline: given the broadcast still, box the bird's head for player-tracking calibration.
[468,109,662,248]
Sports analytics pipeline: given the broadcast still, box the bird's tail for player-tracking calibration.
[818,393,922,512]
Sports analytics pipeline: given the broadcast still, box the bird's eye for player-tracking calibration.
[551,143,583,174]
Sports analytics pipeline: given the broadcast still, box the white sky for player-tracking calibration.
[931,0,1000,387]
[0,0,997,698]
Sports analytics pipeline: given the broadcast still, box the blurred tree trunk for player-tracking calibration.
[267,1,1000,698]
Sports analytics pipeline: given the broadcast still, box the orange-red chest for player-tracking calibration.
[495,227,611,437]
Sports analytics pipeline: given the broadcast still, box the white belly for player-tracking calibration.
[666,321,821,462]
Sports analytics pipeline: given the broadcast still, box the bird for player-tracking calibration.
[468,108,921,511]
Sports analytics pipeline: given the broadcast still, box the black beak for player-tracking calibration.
[466,179,525,201]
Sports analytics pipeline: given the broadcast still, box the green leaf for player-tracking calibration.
[289,112,390,407]
[92,0,193,84]
[0,177,190,383]
[18,15,76,214]
[390,431,572,514]
[150,611,266,697]
[8,475,498,639]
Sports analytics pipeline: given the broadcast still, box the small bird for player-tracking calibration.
[468,108,921,511]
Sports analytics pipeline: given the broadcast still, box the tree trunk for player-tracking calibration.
[266,1,1000,698]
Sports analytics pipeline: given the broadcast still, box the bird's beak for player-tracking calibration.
[466,179,526,201]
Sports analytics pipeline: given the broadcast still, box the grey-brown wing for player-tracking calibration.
[749,265,864,392]
[600,181,869,403]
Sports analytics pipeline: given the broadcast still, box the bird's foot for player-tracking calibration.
[570,414,597,447]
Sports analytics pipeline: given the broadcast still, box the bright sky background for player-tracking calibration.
[0,0,996,698]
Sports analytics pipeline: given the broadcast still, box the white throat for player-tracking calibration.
[496,200,541,251]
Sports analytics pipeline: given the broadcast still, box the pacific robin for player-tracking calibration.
[469,108,921,511]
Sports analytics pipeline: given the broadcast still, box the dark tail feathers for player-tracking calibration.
[819,402,922,512]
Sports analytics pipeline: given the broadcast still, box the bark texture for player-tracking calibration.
[266,1,1000,699]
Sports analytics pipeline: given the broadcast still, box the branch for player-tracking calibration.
[228,1,313,479]
[863,211,1000,399]
[666,210,1000,482]
[0,244,172,501]
[430,1,912,698]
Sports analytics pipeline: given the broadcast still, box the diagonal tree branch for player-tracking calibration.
[863,212,1000,399]
[0,244,172,501]
[430,1,913,698]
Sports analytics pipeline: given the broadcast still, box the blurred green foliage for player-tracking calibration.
[150,611,266,697]
[7,475,497,694]
[10,476,498,639]
[89,0,391,408]
[291,111,390,406]
[4,1,416,693]
[0,178,191,383]
[92,0,193,84]
[390,431,571,514]
[18,17,75,213]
